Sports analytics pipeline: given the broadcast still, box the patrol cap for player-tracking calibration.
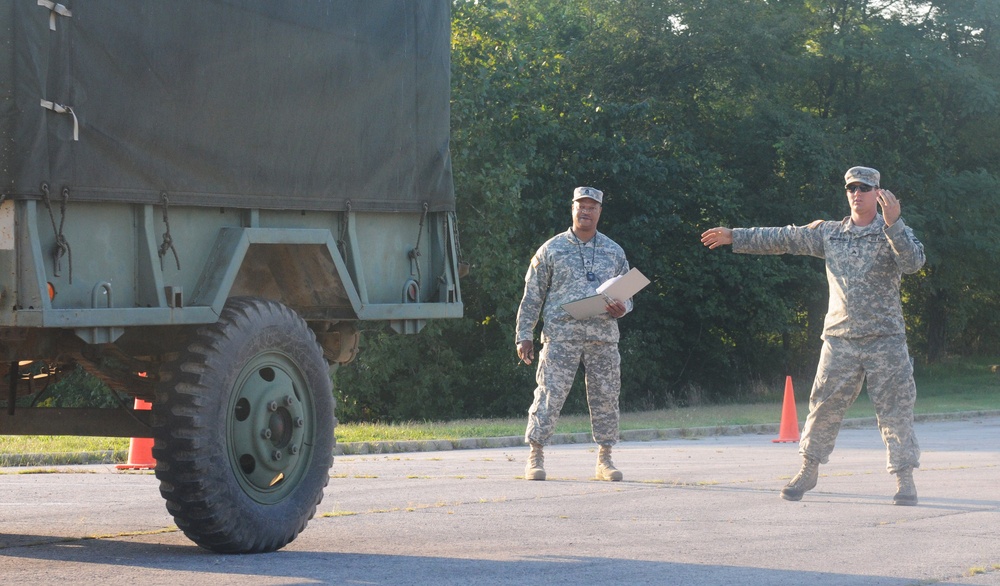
[572,186,603,204]
[844,166,880,187]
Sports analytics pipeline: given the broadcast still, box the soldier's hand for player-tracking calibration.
[700,227,733,249]
[877,188,901,226]
[605,299,627,319]
[517,340,534,365]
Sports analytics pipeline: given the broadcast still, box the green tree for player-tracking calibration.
[336,0,1000,422]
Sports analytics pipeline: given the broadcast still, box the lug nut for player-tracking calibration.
[294,417,304,428]
[284,395,294,406]
[290,445,299,455]
[261,428,272,439]
[272,450,282,461]
[268,401,278,412]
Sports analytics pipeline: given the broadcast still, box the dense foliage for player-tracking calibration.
[334,0,1000,422]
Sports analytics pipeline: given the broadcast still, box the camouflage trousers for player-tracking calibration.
[800,334,920,473]
[524,339,621,446]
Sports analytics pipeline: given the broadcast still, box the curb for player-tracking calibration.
[7,410,998,466]
[0,449,127,468]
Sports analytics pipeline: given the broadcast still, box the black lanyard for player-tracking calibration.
[573,231,598,282]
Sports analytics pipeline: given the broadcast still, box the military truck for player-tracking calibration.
[0,1,463,553]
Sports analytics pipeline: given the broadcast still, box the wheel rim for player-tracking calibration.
[227,351,314,504]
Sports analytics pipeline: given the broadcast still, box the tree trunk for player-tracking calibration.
[926,289,949,363]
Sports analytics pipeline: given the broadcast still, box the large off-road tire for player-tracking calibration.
[151,297,335,553]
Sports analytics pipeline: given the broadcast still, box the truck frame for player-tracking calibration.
[1,0,463,553]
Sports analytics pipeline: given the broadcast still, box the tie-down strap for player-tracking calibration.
[37,0,72,31]
[40,99,80,141]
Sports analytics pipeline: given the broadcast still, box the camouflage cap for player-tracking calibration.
[572,186,603,204]
[844,166,880,187]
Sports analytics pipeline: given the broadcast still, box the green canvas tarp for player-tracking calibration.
[0,0,454,213]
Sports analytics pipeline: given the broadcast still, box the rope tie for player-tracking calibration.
[407,202,429,286]
[41,183,73,283]
[337,200,352,259]
[158,192,181,271]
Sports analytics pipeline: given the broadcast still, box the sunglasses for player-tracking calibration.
[846,184,876,194]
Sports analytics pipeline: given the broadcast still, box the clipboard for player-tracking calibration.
[560,268,650,320]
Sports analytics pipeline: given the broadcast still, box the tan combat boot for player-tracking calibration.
[595,445,623,481]
[525,441,546,481]
[780,456,819,501]
[893,467,918,506]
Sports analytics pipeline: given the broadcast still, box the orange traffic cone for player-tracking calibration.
[772,376,800,443]
[116,398,155,470]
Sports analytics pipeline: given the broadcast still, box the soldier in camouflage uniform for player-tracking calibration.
[700,166,924,506]
[516,186,632,482]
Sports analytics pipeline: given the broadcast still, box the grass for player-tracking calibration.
[2,356,997,466]
[334,356,1000,442]
[0,435,127,467]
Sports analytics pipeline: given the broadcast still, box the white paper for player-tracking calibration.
[596,275,620,295]
[561,268,651,320]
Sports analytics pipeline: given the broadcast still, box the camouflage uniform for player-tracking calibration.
[733,214,924,473]
[517,228,632,446]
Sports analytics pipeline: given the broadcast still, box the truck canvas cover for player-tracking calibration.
[0,0,455,213]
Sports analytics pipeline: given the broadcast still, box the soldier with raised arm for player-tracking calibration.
[701,166,925,505]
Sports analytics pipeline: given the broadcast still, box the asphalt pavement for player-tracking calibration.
[1,414,999,585]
